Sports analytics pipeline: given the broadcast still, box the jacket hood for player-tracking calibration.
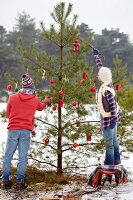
[18,92,35,101]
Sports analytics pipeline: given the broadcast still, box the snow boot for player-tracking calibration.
[1,180,12,190]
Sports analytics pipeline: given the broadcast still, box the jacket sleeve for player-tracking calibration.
[105,90,117,120]
[94,55,103,70]
[6,97,12,118]
[37,100,47,111]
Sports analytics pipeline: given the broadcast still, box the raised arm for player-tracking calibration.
[93,48,103,70]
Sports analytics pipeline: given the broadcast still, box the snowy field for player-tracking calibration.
[0,102,133,200]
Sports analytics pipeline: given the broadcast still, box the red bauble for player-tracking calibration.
[82,72,88,80]
[90,86,96,93]
[73,143,78,148]
[52,106,57,111]
[71,101,77,107]
[44,138,49,143]
[50,79,55,84]
[58,100,63,107]
[7,84,13,91]
[86,134,92,141]
[31,130,36,136]
[58,90,64,95]
[73,40,80,53]
[116,83,121,92]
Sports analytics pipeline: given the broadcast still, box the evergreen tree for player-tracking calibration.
[18,2,99,175]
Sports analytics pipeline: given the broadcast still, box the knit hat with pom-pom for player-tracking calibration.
[22,73,35,89]
[98,67,112,83]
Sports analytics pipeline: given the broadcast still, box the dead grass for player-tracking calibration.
[0,165,87,190]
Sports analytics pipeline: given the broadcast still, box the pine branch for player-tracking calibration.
[31,140,57,151]
[35,118,58,130]
[28,156,57,168]
[64,3,73,21]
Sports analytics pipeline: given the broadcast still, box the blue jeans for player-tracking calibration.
[103,125,121,165]
[2,130,31,183]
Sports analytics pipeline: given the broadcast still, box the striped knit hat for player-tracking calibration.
[22,73,35,89]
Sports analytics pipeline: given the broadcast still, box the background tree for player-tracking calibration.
[0,26,18,88]
[93,28,133,74]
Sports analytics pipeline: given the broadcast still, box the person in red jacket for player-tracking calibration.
[2,73,52,190]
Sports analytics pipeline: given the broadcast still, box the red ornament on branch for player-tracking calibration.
[71,101,77,107]
[73,143,78,148]
[31,130,36,137]
[82,72,88,80]
[44,138,49,143]
[90,86,96,93]
[58,90,64,95]
[52,106,57,111]
[7,84,13,91]
[73,40,80,53]
[116,83,121,92]
[50,79,55,84]
[86,134,92,141]
[58,100,63,107]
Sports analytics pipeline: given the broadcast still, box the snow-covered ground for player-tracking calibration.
[0,102,133,200]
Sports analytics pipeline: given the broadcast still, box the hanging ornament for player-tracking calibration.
[31,130,36,137]
[90,86,96,93]
[73,40,80,53]
[15,82,19,92]
[73,143,78,148]
[58,90,64,96]
[82,72,88,80]
[42,70,47,80]
[71,101,77,107]
[62,74,69,83]
[86,134,92,141]
[52,106,57,111]
[44,138,49,143]
[116,83,121,92]
[7,84,13,91]
[50,79,55,84]
[58,100,63,107]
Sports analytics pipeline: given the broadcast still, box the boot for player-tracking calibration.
[15,181,28,190]
[1,180,12,190]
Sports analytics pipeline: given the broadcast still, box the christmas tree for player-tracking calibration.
[17,2,100,175]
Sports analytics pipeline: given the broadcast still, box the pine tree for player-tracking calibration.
[112,55,133,149]
[17,2,100,175]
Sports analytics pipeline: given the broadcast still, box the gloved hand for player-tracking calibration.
[110,119,117,129]
[93,48,99,55]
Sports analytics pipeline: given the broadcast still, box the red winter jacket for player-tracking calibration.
[6,92,47,130]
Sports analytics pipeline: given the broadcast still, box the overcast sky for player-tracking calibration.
[0,0,133,41]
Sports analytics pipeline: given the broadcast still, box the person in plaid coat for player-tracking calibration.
[93,48,121,165]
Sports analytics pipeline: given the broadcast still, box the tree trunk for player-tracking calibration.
[57,106,62,175]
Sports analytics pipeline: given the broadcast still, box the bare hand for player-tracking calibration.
[44,96,52,105]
